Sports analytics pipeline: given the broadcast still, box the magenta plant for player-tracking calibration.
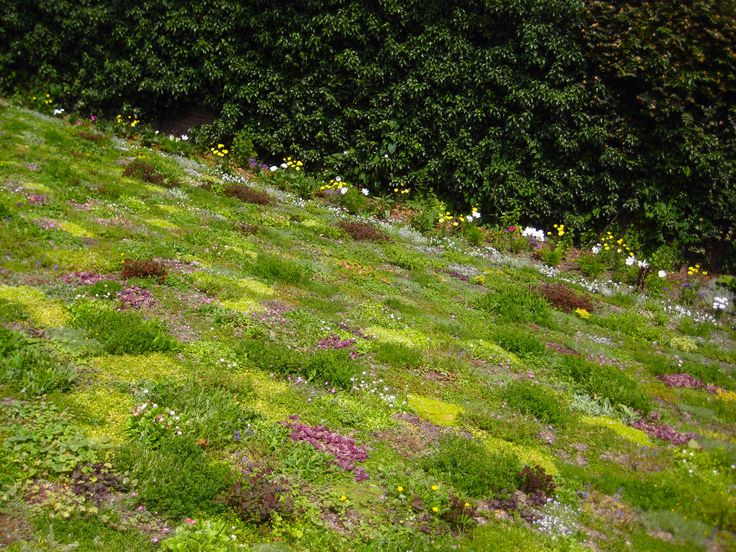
[284,416,369,480]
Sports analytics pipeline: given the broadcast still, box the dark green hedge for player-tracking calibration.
[1,0,734,267]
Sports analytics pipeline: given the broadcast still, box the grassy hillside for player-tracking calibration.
[0,102,735,551]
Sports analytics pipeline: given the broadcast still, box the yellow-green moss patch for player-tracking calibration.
[408,394,462,426]
[0,285,69,327]
[91,353,188,383]
[581,415,653,447]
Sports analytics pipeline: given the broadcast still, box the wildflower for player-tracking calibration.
[339,187,348,195]
[713,297,729,311]
[361,188,369,196]
[181,134,188,140]
[658,270,667,278]
[637,259,649,269]
[574,308,591,319]
[432,507,439,513]
[591,244,602,254]
[464,502,471,508]
[397,486,404,493]
[53,108,64,116]
[185,518,196,525]
[339,495,347,502]
[625,256,636,267]
[431,485,439,491]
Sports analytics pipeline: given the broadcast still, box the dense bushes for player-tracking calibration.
[2,1,734,266]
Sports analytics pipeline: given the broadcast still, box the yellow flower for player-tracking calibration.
[453,222,459,227]
[464,502,471,508]
[431,485,439,491]
[432,507,439,513]
[702,271,708,275]
[574,308,591,320]
[397,486,404,493]
[339,495,347,502]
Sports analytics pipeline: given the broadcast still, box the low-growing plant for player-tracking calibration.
[372,341,423,369]
[577,252,606,279]
[115,437,232,518]
[123,158,178,187]
[251,253,313,285]
[538,282,594,314]
[504,381,570,425]
[226,469,295,524]
[121,258,168,282]
[556,355,651,412]
[539,245,564,267]
[223,184,272,205]
[477,281,551,324]
[338,220,388,241]
[70,300,175,354]
[488,325,546,359]
[423,434,522,498]
[517,465,556,503]
[161,519,238,551]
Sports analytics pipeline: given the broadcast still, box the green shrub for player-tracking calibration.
[576,253,606,279]
[115,437,232,518]
[70,301,175,354]
[230,127,257,168]
[423,434,522,498]
[162,519,238,551]
[2,341,77,395]
[556,355,651,412]
[477,282,551,324]
[503,381,570,425]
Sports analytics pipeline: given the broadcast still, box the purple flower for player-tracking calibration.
[117,286,155,309]
[234,430,241,442]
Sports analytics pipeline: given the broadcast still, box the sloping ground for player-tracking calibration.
[0,103,735,551]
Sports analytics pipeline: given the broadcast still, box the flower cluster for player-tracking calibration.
[210,144,229,158]
[284,416,369,480]
[438,207,481,228]
[548,223,565,237]
[392,179,410,195]
[127,397,184,442]
[713,296,729,311]
[320,176,349,195]
[117,286,155,309]
[115,114,140,128]
[317,335,356,350]
[350,372,405,408]
[33,93,54,106]
[281,156,303,171]
[522,226,545,242]
[687,264,708,277]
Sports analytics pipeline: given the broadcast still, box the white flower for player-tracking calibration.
[53,108,64,115]
[339,187,348,195]
[522,226,545,242]
[168,134,175,141]
[466,215,474,222]
[269,165,278,172]
[658,270,667,278]
[473,212,481,219]
[169,410,175,416]
[637,259,649,268]
[180,134,189,141]
[591,244,602,254]
[335,176,342,182]
[713,297,729,311]
[361,188,369,196]
[625,256,636,266]
[280,162,288,169]
[384,154,389,158]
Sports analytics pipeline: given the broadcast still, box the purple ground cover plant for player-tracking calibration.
[630,412,697,445]
[63,271,111,285]
[117,286,155,309]
[284,415,369,481]
[658,373,718,394]
[317,334,359,359]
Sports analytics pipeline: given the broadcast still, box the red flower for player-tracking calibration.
[185,518,196,525]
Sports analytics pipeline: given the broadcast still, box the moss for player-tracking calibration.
[91,353,188,383]
[581,416,653,447]
[146,218,179,230]
[408,394,462,426]
[472,429,559,476]
[58,221,93,238]
[0,285,69,327]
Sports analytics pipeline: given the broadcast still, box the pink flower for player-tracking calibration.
[185,518,196,525]
[508,225,516,232]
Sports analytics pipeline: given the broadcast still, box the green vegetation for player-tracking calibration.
[0,103,734,550]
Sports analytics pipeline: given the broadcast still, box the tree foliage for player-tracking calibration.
[1,0,734,266]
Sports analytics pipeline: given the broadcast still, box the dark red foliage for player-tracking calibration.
[226,469,294,524]
[538,282,594,313]
[338,220,388,241]
[121,259,168,282]
[517,465,556,506]
[440,496,478,529]
[284,416,369,479]
[239,223,259,236]
[223,184,272,205]
[71,463,125,503]
[123,159,165,185]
